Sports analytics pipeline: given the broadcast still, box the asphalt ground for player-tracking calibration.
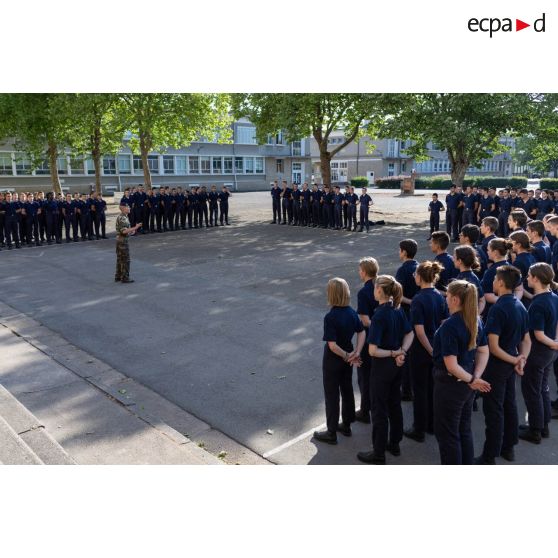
[1,191,557,464]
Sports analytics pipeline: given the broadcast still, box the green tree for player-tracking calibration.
[232,94,393,185]
[0,94,76,194]
[118,94,232,188]
[382,94,534,187]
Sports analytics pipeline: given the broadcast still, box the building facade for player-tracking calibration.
[0,119,312,193]
[310,132,516,185]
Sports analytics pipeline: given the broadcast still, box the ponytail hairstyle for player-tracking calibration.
[375,275,403,309]
[454,245,480,271]
[447,280,478,350]
[416,260,444,285]
[488,237,513,258]
[529,262,558,291]
[509,230,531,252]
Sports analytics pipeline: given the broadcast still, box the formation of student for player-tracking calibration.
[314,220,558,464]
[270,179,375,232]
[0,184,232,252]
[428,184,558,241]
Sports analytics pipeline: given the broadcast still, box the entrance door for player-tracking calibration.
[292,162,304,184]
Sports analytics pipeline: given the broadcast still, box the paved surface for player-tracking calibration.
[1,191,557,464]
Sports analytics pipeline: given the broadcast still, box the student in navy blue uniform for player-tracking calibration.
[23,193,41,247]
[346,187,358,231]
[292,183,302,226]
[432,280,490,464]
[509,230,537,307]
[280,180,292,225]
[357,276,414,464]
[300,183,311,226]
[270,180,281,224]
[355,257,380,423]
[17,193,28,243]
[134,186,145,232]
[36,191,47,243]
[89,192,101,240]
[521,188,538,221]
[526,220,551,264]
[519,264,558,443]
[454,245,486,315]
[458,224,487,278]
[207,185,219,227]
[332,186,344,230]
[190,187,200,228]
[0,193,5,249]
[61,193,75,243]
[149,189,161,232]
[536,190,554,220]
[461,186,477,228]
[358,187,372,233]
[476,265,530,464]
[310,184,321,227]
[70,192,80,241]
[320,185,332,229]
[497,188,513,237]
[478,216,498,260]
[489,187,500,218]
[481,239,513,316]
[445,184,460,242]
[405,261,449,443]
[3,192,22,249]
[476,187,495,224]
[430,231,456,292]
[169,188,178,230]
[219,186,231,225]
[508,209,528,234]
[456,186,465,233]
[428,193,444,239]
[198,186,210,227]
[313,278,365,445]
[44,192,62,245]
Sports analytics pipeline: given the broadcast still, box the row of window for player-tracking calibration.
[0,153,266,177]
[414,159,507,173]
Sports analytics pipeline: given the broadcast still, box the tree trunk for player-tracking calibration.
[92,125,102,194]
[319,146,332,186]
[139,131,152,188]
[451,162,468,188]
[47,139,62,195]
[553,161,558,178]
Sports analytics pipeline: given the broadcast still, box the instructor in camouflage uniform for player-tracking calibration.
[115,202,141,283]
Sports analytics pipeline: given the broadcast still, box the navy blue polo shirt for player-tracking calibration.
[357,280,378,326]
[198,191,208,203]
[463,195,476,211]
[323,306,364,353]
[359,194,371,207]
[552,239,558,275]
[219,191,230,204]
[311,190,322,204]
[545,231,556,248]
[480,234,496,257]
[44,200,59,214]
[433,313,487,372]
[537,198,553,216]
[396,260,419,303]
[367,303,412,350]
[435,252,457,291]
[478,196,494,215]
[121,195,132,208]
[150,195,159,210]
[292,189,302,202]
[481,259,511,296]
[485,294,528,357]
[24,201,40,218]
[271,187,281,200]
[445,193,460,210]
[208,192,219,205]
[429,200,444,213]
[514,252,537,290]
[491,196,500,216]
[455,270,484,300]
[499,197,512,213]
[532,240,552,264]
[282,188,292,201]
[528,291,558,338]
[474,247,488,278]
[302,190,311,204]
[347,193,358,204]
[4,202,20,218]
[511,196,522,208]
[61,200,74,215]
[410,287,449,342]
[333,193,344,205]
[524,198,537,217]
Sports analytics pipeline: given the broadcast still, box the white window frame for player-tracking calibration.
[189,156,200,174]
[163,155,175,175]
[235,125,257,145]
[117,154,131,175]
[212,156,223,174]
[200,156,211,174]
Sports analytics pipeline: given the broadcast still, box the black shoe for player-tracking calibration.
[336,423,352,437]
[115,278,121,282]
[551,399,558,411]
[403,428,425,443]
[102,236,108,239]
[500,448,515,462]
[121,278,135,284]
[358,228,363,232]
[387,442,401,456]
[313,430,337,445]
[355,409,371,424]
[401,392,413,402]
[55,241,61,244]
[552,408,558,420]
[518,426,542,444]
[542,425,550,438]
[474,455,496,465]
[357,450,386,465]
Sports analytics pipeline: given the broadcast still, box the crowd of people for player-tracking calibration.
[0,184,232,252]
[315,204,558,465]
[269,180,376,232]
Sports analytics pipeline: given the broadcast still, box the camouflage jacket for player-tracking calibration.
[115,213,130,240]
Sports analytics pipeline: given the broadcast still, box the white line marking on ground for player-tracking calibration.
[263,422,327,459]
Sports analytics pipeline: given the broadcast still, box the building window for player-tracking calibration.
[57,157,68,175]
[35,159,50,175]
[245,157,254,174]
[176,156,187,175]
[388,163,395,177]
[236,125,257,144]
[70,156,85,175]
[401,161,407,172]
[0,153,12,175]
[275,131,284,145]
[200,156,211,174]
[147,155,159,174]
[163,155,175,175]
[223,157,233,174]
[331,161,348,183]
[212,157,222,174]
[255,157,264,174]
[117,155,131,174]
[85,159,96,175]
[133,156,143,173]
[276,159,284,173]
[15,155,33,175]
[292,141,302,156]
[235,157,244,173]
[189,156,199,174]
[103,156,117,175]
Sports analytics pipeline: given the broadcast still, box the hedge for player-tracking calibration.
[539,178,558,190]
[375,175,528,190]
[350,176,370,188]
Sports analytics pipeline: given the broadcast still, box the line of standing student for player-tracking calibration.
[314,218,558,464]
[270,179,375,232]
[0,190,107,250]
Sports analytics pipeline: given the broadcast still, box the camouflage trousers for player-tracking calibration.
[115,239,130,280]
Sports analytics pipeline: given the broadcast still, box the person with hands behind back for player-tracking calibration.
[357,276,414,465]
[313,278,366,446]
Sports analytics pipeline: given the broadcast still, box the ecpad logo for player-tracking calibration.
[468,13,546,37]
